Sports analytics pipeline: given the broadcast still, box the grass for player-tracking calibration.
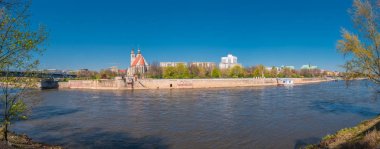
[0,128,62,149]
[306,115,380,149]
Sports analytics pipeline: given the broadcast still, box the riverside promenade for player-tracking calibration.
[58,78,331,90]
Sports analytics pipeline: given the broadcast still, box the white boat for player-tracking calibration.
[277,79,294,86]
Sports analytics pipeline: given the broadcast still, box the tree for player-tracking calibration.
[338,0,380,83]
[229,65,244,78]
[0,0,47,143]
[220,69,229,78]
[175,63,190,79]
[280,68,294,78]
[198,66,207,78]
[189,65,200,78]
[211,68,221,78]
[97,69,117,79]
[146,61,162,79]
[270,66,278,78]
[258,64,266,78]
[252,64,266,78]
[163,66,176,79]
[244,67,254,78]
[300,69,312,78]
[204,67,213,78]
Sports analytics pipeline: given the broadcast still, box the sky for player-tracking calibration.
[30,0,354,71]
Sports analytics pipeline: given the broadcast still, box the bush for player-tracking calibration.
[211,68,221,78]
[229,65,244,78]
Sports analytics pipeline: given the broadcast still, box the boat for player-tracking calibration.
[277,78,294,86]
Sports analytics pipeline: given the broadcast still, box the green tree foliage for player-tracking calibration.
[337,0,380,83]
[0,0,47,142]
[211,68,221,78]
[258,64,266,77]
[252,64,266,78]
[175,63,190,79]
[163,66,176,79]
[229,65,244,78]
[189,65,208,78]
[152,64,320,79]
[162,64,190,79]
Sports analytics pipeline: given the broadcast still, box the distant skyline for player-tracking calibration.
[31,0,353,71]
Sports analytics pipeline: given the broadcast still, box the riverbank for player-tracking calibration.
[0,129,62,149]
[59,78,332,90]
[307,115,380,149]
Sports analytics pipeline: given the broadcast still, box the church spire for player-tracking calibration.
[130,48,136,67]
[138,48,141,54]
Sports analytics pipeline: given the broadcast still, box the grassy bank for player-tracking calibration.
[0,128,62,149]
[307,115,380,149]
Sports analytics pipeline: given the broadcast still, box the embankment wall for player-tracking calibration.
[59,78,329,90]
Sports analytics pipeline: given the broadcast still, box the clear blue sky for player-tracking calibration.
[30,0,353,71]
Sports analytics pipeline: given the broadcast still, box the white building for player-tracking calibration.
[301,65,318,70]
[265,66,281,72]
[281,65,295,70]
[109,66,119,73]
[219,54,242,69]
[160,62,187,67]
[189,62,216,69]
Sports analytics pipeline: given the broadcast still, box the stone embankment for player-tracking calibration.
[58,78,330,90]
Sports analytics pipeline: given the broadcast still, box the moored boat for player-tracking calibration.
[277,78,294,86]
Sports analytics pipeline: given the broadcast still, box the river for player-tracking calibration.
[11,80,380,149]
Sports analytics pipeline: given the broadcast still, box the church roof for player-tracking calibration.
[131,54,147,67]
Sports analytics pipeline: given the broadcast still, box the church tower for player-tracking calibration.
[137,48,141,56]
[130,48,135,66]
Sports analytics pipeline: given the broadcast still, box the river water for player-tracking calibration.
[11,80,380,149]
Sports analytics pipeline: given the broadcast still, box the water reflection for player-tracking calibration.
[11,81,380,149]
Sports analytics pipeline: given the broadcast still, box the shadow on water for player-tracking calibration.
[293,137,321,149]
[34,127,169,149]
[309,101,379,117]
[28,106,82,120]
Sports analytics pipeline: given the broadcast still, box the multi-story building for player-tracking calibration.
[281,65,295,70]
[301,65,318,70]
[321,70,340,76]
[160,62,188,67]
[219,54,242,69]
[109,66,119,73]
[189,62,216,69]
[265,66,281,72]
